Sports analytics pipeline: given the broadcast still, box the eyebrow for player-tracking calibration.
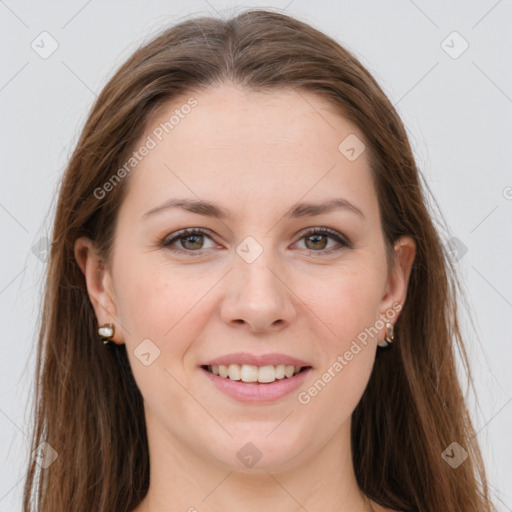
[141,197,365,221]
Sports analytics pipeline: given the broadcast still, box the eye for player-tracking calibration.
[161,227,351,256]
[162,228,216,255]
[294,227,350,255]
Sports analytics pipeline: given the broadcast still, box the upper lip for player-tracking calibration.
[201,352,312,368]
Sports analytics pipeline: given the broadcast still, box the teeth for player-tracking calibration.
[228,364,241,380]
[240,364,258,382]
[284,365,295,378]
[258,365,277,383]
[208,364,304,383]
[274,364,285,379]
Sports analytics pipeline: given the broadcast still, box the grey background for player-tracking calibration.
[1,0,511,510]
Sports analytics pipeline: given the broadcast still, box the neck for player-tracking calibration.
[135,412,375,512]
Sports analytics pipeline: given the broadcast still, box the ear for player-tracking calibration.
[378,235,416,327]
[74,236,124,345]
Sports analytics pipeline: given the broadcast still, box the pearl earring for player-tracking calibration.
[98,323,116,345]
[378,322,394,348]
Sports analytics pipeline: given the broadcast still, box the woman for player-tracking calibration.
[22,9,496,512]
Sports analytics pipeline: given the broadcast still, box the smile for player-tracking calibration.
[202,363,310,384]
[200,364,313,403]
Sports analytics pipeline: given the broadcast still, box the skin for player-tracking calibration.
[75,83,415,512]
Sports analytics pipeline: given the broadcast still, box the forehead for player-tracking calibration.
[121,84,378,222]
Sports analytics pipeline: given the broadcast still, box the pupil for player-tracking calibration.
[307,234,327,250]
[183,234,202,249]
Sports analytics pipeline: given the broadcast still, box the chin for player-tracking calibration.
[206,433,307,474]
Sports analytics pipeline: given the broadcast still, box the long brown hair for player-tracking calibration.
[23,8,496,512]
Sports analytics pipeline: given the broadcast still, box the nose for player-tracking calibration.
[219,249,298,334]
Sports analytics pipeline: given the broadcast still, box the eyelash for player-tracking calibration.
[161,227,351,256]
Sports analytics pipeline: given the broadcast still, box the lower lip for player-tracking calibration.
[200,366,312,403]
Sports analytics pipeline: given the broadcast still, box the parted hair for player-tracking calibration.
[23,8,495,512]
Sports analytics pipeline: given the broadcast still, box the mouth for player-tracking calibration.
[200,364,312,384]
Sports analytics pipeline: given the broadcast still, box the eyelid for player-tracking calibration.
[162,228,216,251]
[161,226,351,255]
[294,227,351,253]
[296,226,349,243]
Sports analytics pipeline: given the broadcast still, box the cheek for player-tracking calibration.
[114,262,200,407]
[296,271,379,418]
[112,252,188,360]
[298,264,383,344]
[114,256,213,365]
[115,267,174,337]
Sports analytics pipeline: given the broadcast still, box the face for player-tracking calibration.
[77,83,415,473]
